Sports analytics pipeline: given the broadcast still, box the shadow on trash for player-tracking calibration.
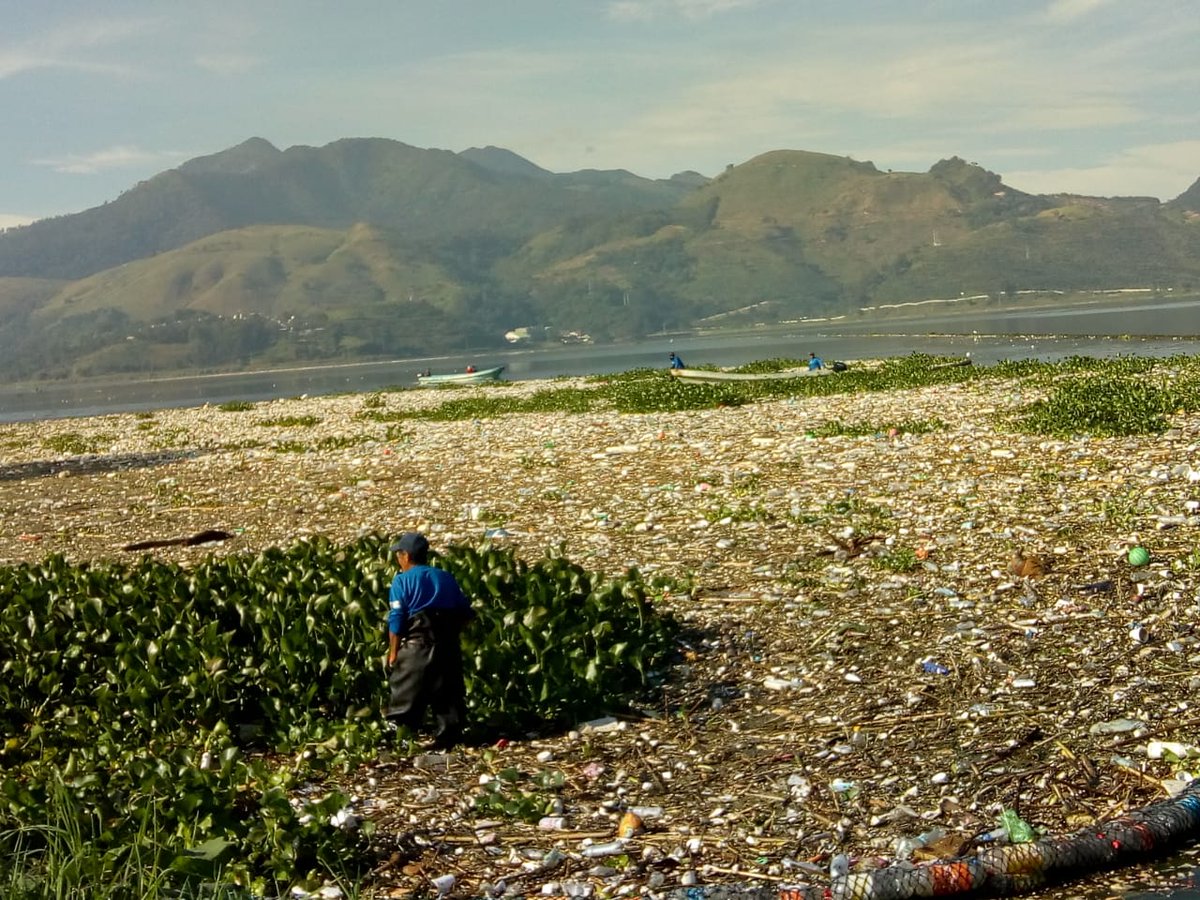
[0,449,206,482]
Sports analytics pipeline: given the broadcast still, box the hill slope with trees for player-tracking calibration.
[1,139,1197,380]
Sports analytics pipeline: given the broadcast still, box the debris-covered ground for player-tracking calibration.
[2,371,1199,898]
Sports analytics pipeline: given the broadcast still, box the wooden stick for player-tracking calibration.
[1112,763,1168,795]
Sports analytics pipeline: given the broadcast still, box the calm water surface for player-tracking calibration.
[3,300,1200,423]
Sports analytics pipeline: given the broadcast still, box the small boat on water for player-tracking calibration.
[668,367,829,384]
[416,366,505,387]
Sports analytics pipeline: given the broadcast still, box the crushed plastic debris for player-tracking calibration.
[6,370,1200,898]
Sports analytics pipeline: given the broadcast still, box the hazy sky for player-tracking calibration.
[2,0,1198,229]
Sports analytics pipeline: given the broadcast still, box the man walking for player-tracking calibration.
[385,532,474,747]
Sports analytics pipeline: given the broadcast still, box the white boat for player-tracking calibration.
[668,367,828,384]
[416,366,505,386]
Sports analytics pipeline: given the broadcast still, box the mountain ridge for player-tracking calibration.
[0,138,1197,381]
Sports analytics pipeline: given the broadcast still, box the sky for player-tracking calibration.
[2,0,1198,229]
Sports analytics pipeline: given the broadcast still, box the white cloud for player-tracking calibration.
[1005,140,1200,199]
[0,214,36,229]
[607,0,762,22]
[0,49,132,79]
[1043,0,1115,23]
[598,13,1174,159]
[194,53,260,76]
[0,18,155,79]
[32,146,190,175]
[979,100,1143,133]
[191,9,263,76]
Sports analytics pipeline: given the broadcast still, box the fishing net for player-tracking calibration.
[666,778,1200,900]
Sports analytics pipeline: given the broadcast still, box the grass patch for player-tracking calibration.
[471,767,564,823]
[216,400,254,412]
[874,546,920,573]
[273,436,367,453]
[706,501,774,523]
[149,428,190,450]
[256,415,322,428]
[42,432,106,455]
[357,409,408,423]
[384,424,409,443]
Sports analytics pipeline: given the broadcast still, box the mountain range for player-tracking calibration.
[1,137,1197,380]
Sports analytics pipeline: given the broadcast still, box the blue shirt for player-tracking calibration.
[388,565,471,636]
[669,355,685,369]
[808,356,823,371]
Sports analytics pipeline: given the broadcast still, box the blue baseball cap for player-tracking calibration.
[388,532,429,556]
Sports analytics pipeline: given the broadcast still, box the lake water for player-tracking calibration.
[2,298,1199,423]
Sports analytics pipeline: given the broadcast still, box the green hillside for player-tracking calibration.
[8,223,536,379]
[1166,177,1200,212]
[39,224,466,322]
[507,152,1199,327]
[1,139,1198,380]
[0,138,692,282]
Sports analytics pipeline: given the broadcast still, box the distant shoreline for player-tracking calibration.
[5,290,1198,393]
[4,291,1200,424]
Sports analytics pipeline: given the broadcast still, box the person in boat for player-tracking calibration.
[668,352,685,370]
[384,532,475,748]
[465,364,476,374]
[808,352,824,371]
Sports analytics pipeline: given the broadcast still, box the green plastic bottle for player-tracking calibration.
[999,809,1037,843]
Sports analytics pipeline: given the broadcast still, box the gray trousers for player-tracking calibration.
[387,610,469,739]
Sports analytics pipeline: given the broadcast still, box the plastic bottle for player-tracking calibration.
[582,839,626,858]
[922,661,951,675]
[628,805,663,819]
[999,809,1036,844]
[894,826,946,859]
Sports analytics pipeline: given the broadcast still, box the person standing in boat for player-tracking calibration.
[384,532,475,748]
[808,352,824,372]
[668,352,685,370]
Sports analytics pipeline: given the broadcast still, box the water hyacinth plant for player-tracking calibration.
[357,353,1200,438]
[0,536,676,893]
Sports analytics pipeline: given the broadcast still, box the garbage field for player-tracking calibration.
[2,355,1199,898]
